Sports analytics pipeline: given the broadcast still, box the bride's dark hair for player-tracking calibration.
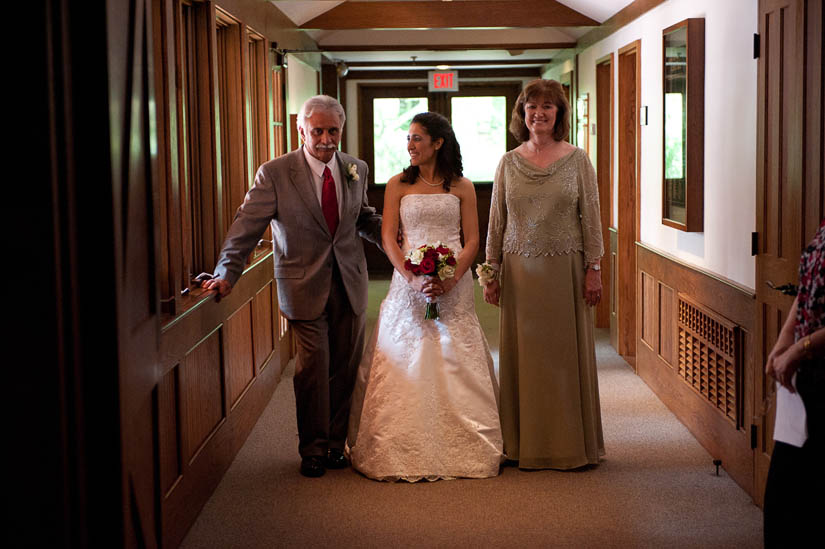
[401,111,463,192]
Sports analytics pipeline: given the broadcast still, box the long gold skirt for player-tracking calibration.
[499,251,605,469]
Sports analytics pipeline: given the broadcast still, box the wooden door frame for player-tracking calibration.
[618,40,641,365]
[595,53,614,332]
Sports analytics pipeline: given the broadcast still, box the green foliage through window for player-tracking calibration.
[451,96,506,182]
[373,97,428,184]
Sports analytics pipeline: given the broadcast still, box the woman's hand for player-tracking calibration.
[765,343,803,393]
[408,275,443,299]
[584,268,602,306]
[439,276,458,296]
[484,279,501,306]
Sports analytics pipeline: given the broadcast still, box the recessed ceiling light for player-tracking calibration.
[436,64,450,70]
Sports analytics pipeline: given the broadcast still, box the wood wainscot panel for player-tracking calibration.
[181,330,225,462]
[158,366,182,496]
[253,282,275,372]
[158,254,287,548]
[658,282,675,366]
[636,243,756,499]
[224,302,256,409]
[640,271,656,349]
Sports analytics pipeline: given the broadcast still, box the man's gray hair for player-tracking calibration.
[298,95,346,129]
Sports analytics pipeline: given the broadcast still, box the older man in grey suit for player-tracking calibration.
[202,95,382,477]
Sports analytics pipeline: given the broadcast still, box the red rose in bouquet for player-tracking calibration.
[404,241,458,319]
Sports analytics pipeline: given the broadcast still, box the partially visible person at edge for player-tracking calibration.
[763,218,825,548]
[483,78,605,470]
[201,95,383,478]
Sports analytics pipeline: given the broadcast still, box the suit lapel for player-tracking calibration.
[289,148,331,235]
[336,153,356,223]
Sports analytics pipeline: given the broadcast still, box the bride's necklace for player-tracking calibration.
[419,173,443,187]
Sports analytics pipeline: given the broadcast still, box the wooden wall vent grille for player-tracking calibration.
[676,293,741,424]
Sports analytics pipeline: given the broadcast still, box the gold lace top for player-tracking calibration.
[486,147,604,264]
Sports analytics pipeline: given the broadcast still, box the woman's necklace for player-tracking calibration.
[528,139,554,156]
[419,173,443,187]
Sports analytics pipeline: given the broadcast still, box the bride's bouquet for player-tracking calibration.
[404,242,457,320]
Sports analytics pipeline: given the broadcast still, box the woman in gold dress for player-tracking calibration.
[483,79,605,469]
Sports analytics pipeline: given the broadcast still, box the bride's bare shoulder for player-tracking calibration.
[451,176,475,196]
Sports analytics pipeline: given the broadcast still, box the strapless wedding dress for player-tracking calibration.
[348,193,503,481]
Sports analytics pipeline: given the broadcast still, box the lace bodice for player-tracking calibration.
[486,148,604,264]
[400,193,462,254]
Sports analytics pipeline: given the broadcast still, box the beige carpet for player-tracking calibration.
[180,280,763,548]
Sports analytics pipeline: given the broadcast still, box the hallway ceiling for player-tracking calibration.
[269,0,635,70]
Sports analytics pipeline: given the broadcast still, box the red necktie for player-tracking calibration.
[321,166,339,236]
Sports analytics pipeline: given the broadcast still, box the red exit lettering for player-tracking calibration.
[434,73,453,89]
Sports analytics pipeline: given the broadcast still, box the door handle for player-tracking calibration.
[765,280,798,296]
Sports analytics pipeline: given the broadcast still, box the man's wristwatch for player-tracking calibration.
[588,264,601,271]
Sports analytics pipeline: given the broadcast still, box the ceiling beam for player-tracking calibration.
[301,1,599,30]
[319,42,575,52]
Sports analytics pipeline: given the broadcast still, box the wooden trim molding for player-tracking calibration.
[636,243,756,499]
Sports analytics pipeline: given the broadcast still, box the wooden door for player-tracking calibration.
[754,0,824,506]
[617,41,641,365]
[110,0,162,543]
[596,55,614,331]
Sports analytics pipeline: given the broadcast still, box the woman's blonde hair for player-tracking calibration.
[509,79,570,142]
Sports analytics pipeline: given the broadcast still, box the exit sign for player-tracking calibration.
[428,70,459,92]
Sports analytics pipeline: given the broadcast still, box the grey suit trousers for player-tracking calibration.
[289,260,366,457]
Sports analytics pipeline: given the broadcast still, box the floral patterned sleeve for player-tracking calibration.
[794,219,825,342]
[485,155,508,263]
[577,151,604,265]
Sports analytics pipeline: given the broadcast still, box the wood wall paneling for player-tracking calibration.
[158,254,287,547]
[224,301,256,408]
[658,282,675,366]
[641,270,656,349]
[253,282,275,372]
[636,244,755,499]
[181,330,225,462]
[158,366,182,496]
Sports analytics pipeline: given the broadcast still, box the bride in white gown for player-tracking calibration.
[348,112,503,481]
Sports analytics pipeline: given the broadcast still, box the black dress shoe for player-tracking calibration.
[300,456,326,478]
[325,448,349,469]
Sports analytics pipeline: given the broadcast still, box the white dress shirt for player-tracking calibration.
[302,146,344,219]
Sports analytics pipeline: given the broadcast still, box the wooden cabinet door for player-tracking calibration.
[754,0,824,506]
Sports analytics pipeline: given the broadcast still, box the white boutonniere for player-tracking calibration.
[346,163,360,182]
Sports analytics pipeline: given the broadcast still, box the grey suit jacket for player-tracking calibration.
[214,148,382,320]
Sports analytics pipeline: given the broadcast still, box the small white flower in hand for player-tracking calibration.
[476,262,499,287]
